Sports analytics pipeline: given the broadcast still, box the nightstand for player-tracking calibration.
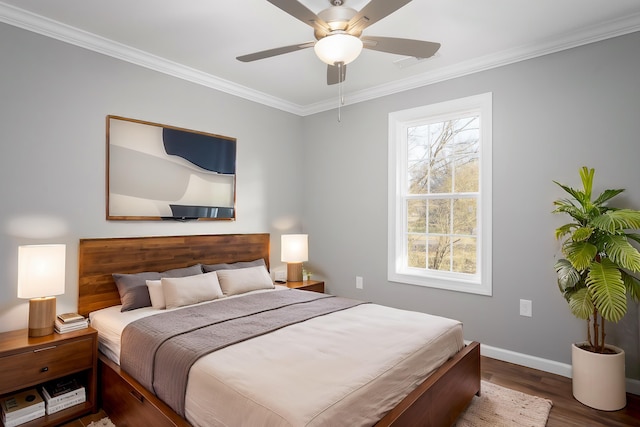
[0,327,98,427]
[285,280,325,293]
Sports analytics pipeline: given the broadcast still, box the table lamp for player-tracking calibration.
[17,244,66,337]
[281,234,308,282]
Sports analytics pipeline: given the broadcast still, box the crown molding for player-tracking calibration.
[302,12,640,115]
[2,2,639,117]
[0,2,306,115]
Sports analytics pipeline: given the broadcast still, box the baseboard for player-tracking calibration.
[628,378,640,397]
[472,341,640,396]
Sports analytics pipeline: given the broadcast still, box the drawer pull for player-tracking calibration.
[33,346,57,353]
[130,390,144,403]
[41,367,49,372]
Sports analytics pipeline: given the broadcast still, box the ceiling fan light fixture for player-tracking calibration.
[314,33,363,65]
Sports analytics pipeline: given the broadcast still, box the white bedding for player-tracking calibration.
[89,286,288,364]
[90,289,464,427]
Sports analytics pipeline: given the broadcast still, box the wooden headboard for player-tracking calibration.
[78,234,270,317]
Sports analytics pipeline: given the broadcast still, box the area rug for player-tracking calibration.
[86,418,115,427]
[454,380,553,427]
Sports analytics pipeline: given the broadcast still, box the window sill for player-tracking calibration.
[388,271,492,296]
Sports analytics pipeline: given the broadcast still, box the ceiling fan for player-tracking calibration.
[237,0,441,85]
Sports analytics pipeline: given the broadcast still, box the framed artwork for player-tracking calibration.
[106,116,236,221]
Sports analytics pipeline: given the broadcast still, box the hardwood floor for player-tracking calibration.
[482,356,640,426]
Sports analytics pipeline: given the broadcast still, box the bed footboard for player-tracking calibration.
[99,341,480,427]
[376,341,481,427]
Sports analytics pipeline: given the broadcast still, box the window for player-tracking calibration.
[388,93,492,295]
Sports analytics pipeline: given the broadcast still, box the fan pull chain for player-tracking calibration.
[338,81,341,123]
[337,62,344,122]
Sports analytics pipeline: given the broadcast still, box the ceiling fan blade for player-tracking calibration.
[267,0,329,36]
[327,64,347,85]
[362,36,440,58]
[347,0,412,35]
[236,42,315,62]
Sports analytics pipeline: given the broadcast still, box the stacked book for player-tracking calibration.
[0,389,45,427]
[40,376,86,415]
[55,313,88,334]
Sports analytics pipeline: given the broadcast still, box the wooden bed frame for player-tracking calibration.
[78,233,481,427]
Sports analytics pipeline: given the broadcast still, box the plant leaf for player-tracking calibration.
[603,235,640,272]
[568,287,593,320]
[555,223,576,240]
[571,226,593,242]
[553,181,588,207]
[586,259,627,322]
[554,259,581,291]
[592,209,640,233]
[592,188,624,206]
[563,241,597,271]
[579,167,594,200]
[625,233,640,245]
[621,271,640,302]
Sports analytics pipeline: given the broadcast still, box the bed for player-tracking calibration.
[78,233,480,427]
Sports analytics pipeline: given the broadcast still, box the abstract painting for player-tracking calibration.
[107,116,236,220]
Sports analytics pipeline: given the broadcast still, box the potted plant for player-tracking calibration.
[553,166,640,410]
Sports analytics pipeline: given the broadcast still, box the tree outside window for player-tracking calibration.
[406,117,479,274]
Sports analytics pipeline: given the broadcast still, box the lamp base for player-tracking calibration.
[287,262,303,282]
[28,297,56,337]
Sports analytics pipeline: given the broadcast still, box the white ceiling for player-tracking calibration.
[2,0,640,115]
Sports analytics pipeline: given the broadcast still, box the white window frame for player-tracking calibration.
[388,93,492,295]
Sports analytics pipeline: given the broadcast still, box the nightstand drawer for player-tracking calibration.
[0,337,94,393]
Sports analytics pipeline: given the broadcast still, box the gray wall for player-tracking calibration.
[302,31,640,378]
[0,23,305,332]
[1,19,639,380]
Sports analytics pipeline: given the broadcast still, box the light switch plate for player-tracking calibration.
[520,299,532,317]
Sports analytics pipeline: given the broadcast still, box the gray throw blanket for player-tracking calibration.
[120,290,365,416]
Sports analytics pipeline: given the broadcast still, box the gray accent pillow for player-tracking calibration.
[113,271,160,312]
[113,264,203,312]
[202,258,265,273]
[162,264,203,278]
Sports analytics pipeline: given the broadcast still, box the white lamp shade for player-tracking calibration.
[314,33,363,65]
[281,235,309,263]
[17,244,66,298]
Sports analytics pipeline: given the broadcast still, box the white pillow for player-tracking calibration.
[146,279,166,309]
[215,266,274,296]
[161,271,224,309]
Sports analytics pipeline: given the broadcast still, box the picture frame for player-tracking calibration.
[106,116,236,221]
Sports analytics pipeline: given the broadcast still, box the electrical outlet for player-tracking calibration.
[356,276,364,289]
[520,299,532,317]
[274,268,286,282]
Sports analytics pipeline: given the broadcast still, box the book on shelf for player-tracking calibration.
[41,376,84,402]
[54,318,89,334]
[41,376,86,415]
[2,407,45,427]
[56,312,85,323]
[41,383,85,407]
[44,393,86,415]
[1,389,45,426]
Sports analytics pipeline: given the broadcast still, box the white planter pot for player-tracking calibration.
[572,342,626,411]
